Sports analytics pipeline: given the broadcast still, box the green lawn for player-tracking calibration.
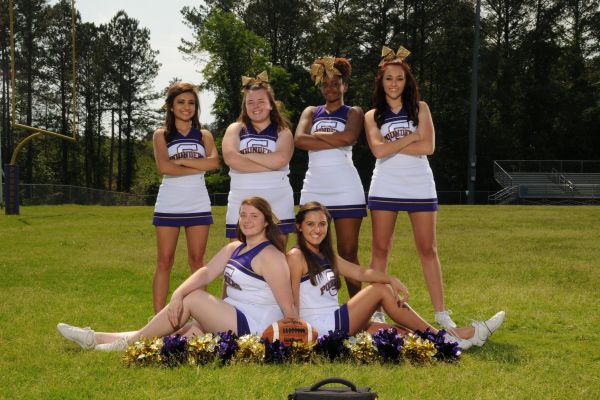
[1,205,598,399]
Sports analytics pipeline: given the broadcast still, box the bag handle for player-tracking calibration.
[309,377,357,392]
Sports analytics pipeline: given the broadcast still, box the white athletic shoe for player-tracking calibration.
[435,310,457,329]
[370,311,386,323]
[95,337,129,352]
[467,311,506,347]
[444,333,473,350]
[57,323,96,350]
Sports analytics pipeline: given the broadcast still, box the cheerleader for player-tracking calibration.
[58,197,298,351]
[151,82,219,313]
[222,71,295,244]
[287,202,504,349]
[365,46,456,328]
[295,57,366,298]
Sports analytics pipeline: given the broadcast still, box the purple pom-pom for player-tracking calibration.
[262,339,291,363]
[216,330,239,363]
[314,330,350,361]
[372,328,404,362]
[161,334,188,366]
[415,328,461,361]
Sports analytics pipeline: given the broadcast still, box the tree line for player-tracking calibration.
[1,0,599,200]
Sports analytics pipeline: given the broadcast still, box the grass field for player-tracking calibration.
[1,205,598,399]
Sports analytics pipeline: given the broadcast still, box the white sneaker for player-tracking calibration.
[370,311,386,323]
[95,337,129,352]
[57,323,96,350]
[467,310,506,347]
[444,332,473,350]
[435,310,457,329]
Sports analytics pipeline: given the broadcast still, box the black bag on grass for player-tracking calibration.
[288,377,378,399]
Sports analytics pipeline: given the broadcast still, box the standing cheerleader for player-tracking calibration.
[295,56,366,297]
[152,82,219,313]
[365,46,456,328]
[222,71,295,244]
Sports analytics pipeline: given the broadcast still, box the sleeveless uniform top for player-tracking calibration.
[162,127,207,186]
[229,122,290,189]
[374,107,429,169]
[299,105,367,218]
[152,127,213,226]
[298,255,339,319]
[308,105,352,167]
[224,241,279,306]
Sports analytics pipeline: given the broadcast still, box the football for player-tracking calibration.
[261,318,318,345]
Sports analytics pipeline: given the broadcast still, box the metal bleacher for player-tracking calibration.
[489,160,600,204]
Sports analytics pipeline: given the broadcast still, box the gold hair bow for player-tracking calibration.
[379,45,411,66]
[241,71,269,88]
[309,56,342,85]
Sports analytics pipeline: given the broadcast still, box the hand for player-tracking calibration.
[167,294,184,328]
[390,277,409,306]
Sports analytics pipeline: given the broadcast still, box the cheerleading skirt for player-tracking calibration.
[225,185,295,238]
[368,160,438,212]
[300,159,366,219]
[152,178,213,227]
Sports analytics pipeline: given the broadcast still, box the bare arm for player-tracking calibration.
[286,248,309,309]
[172,129,220,171]
[254,246,299,319]
[397,101,435,156]
[364,109,422,159]
[335,255,409,303]
[153,129,205,176]
[222,122,271,172]
[242,128,294,170]
[167,242,238,326]
[295,106,363,150]
[171,242,237,299]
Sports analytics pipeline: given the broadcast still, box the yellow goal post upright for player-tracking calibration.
[3,0,78,215]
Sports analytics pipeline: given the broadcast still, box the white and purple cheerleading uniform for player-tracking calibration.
[153,127,213,226]
[299,105,367,218]
[298,255,350,336]
[223,241,284,335]
[225,122,295,238]
[368,107,438,212]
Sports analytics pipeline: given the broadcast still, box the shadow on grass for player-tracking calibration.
[468,341,523,364]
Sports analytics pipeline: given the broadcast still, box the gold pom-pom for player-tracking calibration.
[289,341,314,364]
[231,334,265,365]
[122,336,163,367]
[401,333,437,364]
[187,333,220,366]
[345,331,380,364]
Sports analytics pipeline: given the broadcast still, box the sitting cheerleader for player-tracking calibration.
[58,197,298,351]
[286,202,504,349]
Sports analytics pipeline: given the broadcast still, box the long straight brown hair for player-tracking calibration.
[372,60,420,129]
[163,82,201,143]
[235,196,284,253]
[294,202,341,289]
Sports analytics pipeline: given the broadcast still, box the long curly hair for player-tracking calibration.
[163,82,201,143]
[294,202,341,289]
[372,60,420,129]
[238,84,290,131]
[235,196,284,252]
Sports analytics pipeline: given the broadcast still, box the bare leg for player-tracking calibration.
[369,210,398,273]
[333,217,363,298]
[408,211,445,312]
[96,290,240,345]
[345,283,474,338]
[153,226,180,313]
[185,225,210,290]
